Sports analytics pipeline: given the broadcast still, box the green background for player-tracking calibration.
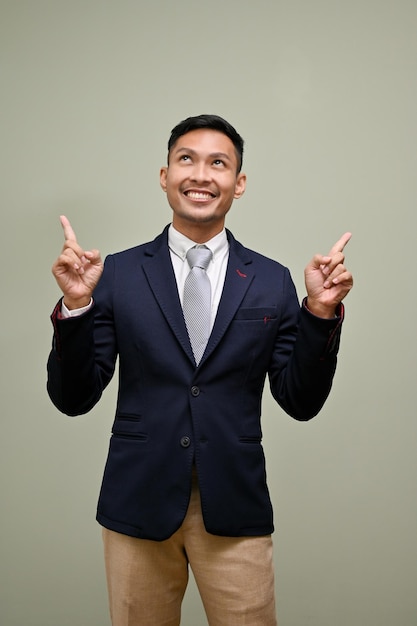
[1,1,416,624]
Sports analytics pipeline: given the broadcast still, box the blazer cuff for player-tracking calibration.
[301,297,344,359]
[50,298,95,358]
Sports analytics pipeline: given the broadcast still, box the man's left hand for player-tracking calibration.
[305,232,353,319]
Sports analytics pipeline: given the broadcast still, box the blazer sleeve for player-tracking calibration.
[47,256,118,416]
[268,268,344,421]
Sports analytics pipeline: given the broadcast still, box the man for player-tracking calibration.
[47,114,353,625]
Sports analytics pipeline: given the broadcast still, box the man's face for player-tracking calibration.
[160,129,246,240]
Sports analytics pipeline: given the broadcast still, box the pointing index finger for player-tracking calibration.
[60,215,77,242]
[328,232,352,256]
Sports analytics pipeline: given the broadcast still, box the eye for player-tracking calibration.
[180,154,191,162]
[213,159,225,166]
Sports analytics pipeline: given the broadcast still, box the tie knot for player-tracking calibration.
[186,245,212,271]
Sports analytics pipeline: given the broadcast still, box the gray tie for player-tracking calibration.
[183,245,213,365]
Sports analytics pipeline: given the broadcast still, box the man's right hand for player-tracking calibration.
[52,215,103,310]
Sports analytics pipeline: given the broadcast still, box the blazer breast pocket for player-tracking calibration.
[233,307,277,322]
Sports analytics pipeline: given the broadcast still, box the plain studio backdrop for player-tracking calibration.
[1,1,416,624]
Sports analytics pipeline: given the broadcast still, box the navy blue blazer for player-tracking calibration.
[47,226,343,540]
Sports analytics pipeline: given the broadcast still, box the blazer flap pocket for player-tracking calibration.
[112,413,144,435]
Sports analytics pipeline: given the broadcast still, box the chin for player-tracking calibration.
[178,207,217,222]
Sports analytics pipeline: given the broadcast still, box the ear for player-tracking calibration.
[160,167,168,192]
[234,172,247,199]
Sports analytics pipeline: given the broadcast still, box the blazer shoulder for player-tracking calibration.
[104,226,169,264]
[227,229,290,275]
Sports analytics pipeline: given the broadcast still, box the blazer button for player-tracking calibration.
[180,436,191,448]
[191,386,200,397]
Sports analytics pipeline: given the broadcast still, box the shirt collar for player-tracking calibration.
[168,224,228,262]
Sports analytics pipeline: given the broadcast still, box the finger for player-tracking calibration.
[323,263,346,281]
[60,215,78,243]
[55,249,84,273]
[84,248,102,265]
[60,238,86,264]
[328,232,352,256]
[324,269,353,289]
[332,268,353,285]
[312,254,331,269]
[321,250,345,275]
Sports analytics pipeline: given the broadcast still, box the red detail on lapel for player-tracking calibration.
[236,269,247,278]
[264,316,272,324]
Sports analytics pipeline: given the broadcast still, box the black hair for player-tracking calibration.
[167,114,244,172]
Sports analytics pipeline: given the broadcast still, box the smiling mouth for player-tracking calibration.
[184,190,216,201]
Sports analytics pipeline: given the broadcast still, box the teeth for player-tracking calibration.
[186,191,213,200]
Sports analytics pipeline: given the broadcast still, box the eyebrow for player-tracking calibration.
[174,147,232,162]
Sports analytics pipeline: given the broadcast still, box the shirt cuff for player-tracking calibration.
[61,298,93,318]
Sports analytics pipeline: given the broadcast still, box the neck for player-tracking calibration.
[172,219,224,244]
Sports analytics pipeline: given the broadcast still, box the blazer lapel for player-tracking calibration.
[142,227,255,367]
[142,227,195,363]
[202,230,254,363]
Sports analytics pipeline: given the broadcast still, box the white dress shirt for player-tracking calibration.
[168,224,229,331]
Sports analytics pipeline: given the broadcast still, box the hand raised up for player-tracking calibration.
[52,215,103,310]
[305,232,353,318]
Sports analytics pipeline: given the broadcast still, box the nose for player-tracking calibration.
[190,161,211,183]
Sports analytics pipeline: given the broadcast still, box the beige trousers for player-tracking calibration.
[102,473,277,625]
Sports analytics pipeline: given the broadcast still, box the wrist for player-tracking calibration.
[305,298,337,319]
[62,296,92,310]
